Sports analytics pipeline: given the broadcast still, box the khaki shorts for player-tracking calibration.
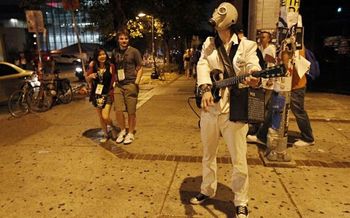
[114,83,139,114]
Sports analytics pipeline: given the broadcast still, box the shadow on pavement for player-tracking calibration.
[82,127,122,143]
[0,114,51,146]
[82,128,104,143]
[180,176,235,217]
[0,104,9,117]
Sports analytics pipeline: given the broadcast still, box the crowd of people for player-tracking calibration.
[182,48,201,79]
[246,30,314,148]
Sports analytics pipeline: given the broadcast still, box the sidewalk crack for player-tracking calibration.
[159,162,179,215]
[274,168,303,218]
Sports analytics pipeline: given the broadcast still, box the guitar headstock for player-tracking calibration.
[252,64,286,78]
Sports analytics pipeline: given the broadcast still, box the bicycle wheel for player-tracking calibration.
[27,85,53,112]
[8,90,29,117]
[58,80,73,104]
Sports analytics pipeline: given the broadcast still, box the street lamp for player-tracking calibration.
[138,12,157,78]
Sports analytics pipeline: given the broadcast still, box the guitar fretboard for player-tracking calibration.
[213,65,285,89]
[214,73,250,89]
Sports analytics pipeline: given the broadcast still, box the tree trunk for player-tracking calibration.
[164,38,170,64]
[110,0,126,30]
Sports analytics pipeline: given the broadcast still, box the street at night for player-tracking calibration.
[0,0,350,217]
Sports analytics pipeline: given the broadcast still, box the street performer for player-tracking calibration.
[190,2,261,218]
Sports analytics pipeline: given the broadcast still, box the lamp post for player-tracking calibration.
[138,12,157,77]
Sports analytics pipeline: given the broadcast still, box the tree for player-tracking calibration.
[143,0,212,63]
[81,0,152,39]
[82,0,211,39]
[20,0,46,9]
[127,17,164,39]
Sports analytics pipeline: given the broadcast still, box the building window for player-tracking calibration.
[43,0,101,50]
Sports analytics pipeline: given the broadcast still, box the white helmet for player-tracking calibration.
[209,2,238,31]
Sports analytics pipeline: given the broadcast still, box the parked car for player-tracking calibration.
[0,62,33,103]
[52,54,81,64]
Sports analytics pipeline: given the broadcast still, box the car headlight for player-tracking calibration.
[75,67,82,72]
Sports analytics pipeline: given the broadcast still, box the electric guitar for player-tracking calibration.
[195,64,286,107]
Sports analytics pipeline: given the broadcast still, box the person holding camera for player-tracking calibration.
[190,2,261,218]
[86,47,117,143]
[111,29,143,145]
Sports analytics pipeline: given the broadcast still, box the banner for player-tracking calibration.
[25,10,45,33]
[279,0,300,28]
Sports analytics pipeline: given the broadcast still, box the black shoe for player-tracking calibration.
[235,205,249,218]
[190,193,210,205]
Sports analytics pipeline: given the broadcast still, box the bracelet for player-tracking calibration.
[199,84,212,93]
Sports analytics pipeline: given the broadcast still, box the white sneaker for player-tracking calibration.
[123,133,135,145]
[246,135,265,145]
[236,205,249,218]
[116,129,126,144]
[293,139,315,147]
[190,193,210,205]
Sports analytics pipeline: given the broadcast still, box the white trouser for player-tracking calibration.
[200,108,249,206]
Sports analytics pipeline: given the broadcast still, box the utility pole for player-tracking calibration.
[25,10,45,78]
[138,13,158,79]
[260,0,304,167]
[150,15,157,77]
[62,0,86,76]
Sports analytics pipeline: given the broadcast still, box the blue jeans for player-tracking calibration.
[257,87,314,143]
[290,87,314,142]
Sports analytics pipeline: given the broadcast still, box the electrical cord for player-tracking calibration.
[187,96,200,118]
[187,96,202,128]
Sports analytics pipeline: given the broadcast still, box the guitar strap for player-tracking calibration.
[215,35,250,122]
[214,36,239,87]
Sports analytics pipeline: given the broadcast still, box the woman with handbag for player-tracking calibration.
[86,47,117,143]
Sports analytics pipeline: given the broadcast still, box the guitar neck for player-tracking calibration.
[212,65,285,89]
[213,73,250,89]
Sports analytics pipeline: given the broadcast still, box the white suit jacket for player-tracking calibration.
[197,34,261,113]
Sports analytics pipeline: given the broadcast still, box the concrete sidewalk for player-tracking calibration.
[0,75,349,217]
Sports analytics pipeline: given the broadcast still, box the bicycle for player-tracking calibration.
[45,69,73,105]
[26,77,53,113]
[8,65,55,117]
[7,74,40,117]
[72,83,89,96]
[8,70,53,117]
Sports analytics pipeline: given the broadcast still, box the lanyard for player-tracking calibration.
[115,46,129,68]
[97,68,106,83]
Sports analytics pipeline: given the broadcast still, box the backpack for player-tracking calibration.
[305,49,320,80]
